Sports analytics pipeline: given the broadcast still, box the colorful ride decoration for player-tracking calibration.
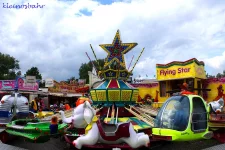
[75,86,89,93]
[98,30,138,80]
[89,30,144,105]
[214,84,225,101]
[90,79,139,105]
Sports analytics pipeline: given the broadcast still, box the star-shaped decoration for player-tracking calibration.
[108,71,114,76]
[99,30,138,69]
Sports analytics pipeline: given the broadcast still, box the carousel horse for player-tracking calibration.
[209,98,224,114]
[59,101,150,149]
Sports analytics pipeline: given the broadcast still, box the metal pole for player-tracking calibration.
[130,48,145,73]
[13,92,17,116]
[106,107,110,123]
[85,52,100,78]
[90,44,101,69]
[13,76,20,116]
[110,104,115,124]
[115,107,119,124]
[128,55,134,70]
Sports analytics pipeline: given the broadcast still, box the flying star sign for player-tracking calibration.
[99,30,138,69]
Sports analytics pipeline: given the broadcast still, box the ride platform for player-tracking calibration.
[103,117,152,131]
[209,114,225,123]
[40,109,74,121]
[5,119,68,142]
[209,113,225,128]
[208,113,225,143]
[33,111,54,119]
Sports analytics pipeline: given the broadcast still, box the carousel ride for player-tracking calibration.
[0,91,68,143]
[59,30,156,149]
[0,91,35,143]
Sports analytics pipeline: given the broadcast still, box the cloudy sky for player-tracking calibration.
[1,0,225,81]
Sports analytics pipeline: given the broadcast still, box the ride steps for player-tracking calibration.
[134,106,158,116]
[124,106,154,127]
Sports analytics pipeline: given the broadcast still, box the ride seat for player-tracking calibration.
[96,120,130,141]
[102,122,119,136]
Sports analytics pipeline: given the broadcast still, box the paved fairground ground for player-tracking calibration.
[1,137,224,150]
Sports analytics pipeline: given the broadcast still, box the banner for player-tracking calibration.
[45,78,54,87]
[156,60,206,81]
[48,80,89,93]
[25,76,36,84]
[17,77,39,91]
[0,77,39,91]
[0,80,15,90]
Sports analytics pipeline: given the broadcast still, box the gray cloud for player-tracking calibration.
[1,0,225,81]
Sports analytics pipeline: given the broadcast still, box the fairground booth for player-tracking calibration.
[156,58,207,102]
[0,77,39,101]
[47,80,88,107]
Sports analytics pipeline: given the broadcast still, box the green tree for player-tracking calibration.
[79,59,104,83]
[206,73,215,78]
[66,76,76,84]
[0,52,20,80]
[24,67,42,80]
[39,80,45,88]
[215,70,225,78]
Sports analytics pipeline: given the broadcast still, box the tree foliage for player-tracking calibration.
[79,59,105,83]
[206,70,225,78]
[66,76,78,84]
[206,73,215,78]
[24,67,42,80]
[0,52,20,80]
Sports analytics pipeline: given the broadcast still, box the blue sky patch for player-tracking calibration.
[57,0,76,2]
[94,0,115,5]
[79,8,92,16]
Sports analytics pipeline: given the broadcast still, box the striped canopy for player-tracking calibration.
[95,79,135,90]
[90,79,138,104]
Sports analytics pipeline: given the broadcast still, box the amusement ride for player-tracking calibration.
[0,30,225,149]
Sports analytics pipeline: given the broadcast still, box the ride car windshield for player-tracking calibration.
[154,96,190,131]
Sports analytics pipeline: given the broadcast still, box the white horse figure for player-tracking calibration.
[0,93,29,113]
[59,101,150,149]
[208,98,224,113]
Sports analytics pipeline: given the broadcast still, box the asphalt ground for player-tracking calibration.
[4,137,222,150]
